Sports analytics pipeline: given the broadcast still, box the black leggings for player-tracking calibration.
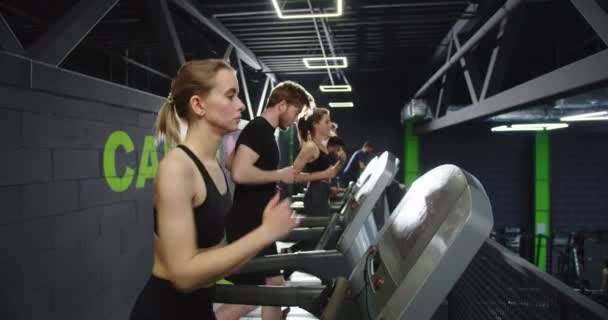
[304,181,331,216]
[130,275,216,320]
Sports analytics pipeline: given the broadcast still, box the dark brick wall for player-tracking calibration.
[419,123,534,230]
[0,52,163,320]
[551,129,608,231]
[418,123,608,233]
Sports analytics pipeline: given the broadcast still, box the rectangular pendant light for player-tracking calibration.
[560,111,608,121]
[303,57,347,69]
[491,123,568,132]
[271,0,343,19]
[320,84,352,92]
[329,102,353,108]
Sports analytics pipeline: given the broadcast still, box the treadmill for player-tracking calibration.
[283,153,396,247]
[291,154,382,229]
[214,164,494,320]
[350,164,494,319]
[235,152,399,283]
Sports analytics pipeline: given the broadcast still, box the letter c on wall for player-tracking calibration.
[103,130,135,192]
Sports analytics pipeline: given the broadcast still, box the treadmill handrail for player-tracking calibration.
[283,227,326,242]
[298,216,332,228]
[315,212,341,250]
[234,250,348,282]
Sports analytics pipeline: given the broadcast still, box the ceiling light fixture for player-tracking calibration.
[560,111,608,122]
[271,0,343,19]
[320,85,352,92]
[303,57,348,69]
[329,102,354,108]
[491,123,568,132]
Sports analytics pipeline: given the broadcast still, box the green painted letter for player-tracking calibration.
[104,131,135,192]
[136,136,160,189]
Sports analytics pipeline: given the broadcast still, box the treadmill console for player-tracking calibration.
[352,165,494,320]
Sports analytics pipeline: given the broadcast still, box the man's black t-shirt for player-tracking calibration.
[226,117,279,240]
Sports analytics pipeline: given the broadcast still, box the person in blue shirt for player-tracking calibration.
[341,140,374,186]
[326,136,346,197]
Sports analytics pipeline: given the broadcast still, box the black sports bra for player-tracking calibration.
[304,150,332,174]
[154,145,231,248]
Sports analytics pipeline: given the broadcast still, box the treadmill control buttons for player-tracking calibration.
[373,275,384,289]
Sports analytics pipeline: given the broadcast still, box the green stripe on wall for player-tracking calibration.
[404,121,419,187]
[535,131,551,271]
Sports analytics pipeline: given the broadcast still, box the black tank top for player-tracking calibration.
[154,145,231,248]
[304,149,332,173]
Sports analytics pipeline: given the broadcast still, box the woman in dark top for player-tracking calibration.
[294,107,346,216]
[130,59,299,320]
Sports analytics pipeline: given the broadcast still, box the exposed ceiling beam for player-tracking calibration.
[359,2,468,9]
[248,41,438,50]
[414,0,522,98]
[148,0,185,75]
[416,49,608,133]
[27,0,120,66]
[570,0,608,46]
[0,12,24,54]
[170,0,275,80]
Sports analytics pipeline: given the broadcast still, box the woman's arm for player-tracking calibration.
[294,142,337,183]
[295,170,332,183]
[295,148,346,183]
[155,156,296,293]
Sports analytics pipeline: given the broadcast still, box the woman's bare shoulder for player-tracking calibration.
[156,148,197,188]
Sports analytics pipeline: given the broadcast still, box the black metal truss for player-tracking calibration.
[570,0,608,46]
[147,0,185,76]
[416,50,608,133]
[0,12,24,54]
[410,0,608,134]
[480,8,523,100]
[27,0,120,66]
[170,0,274,79]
